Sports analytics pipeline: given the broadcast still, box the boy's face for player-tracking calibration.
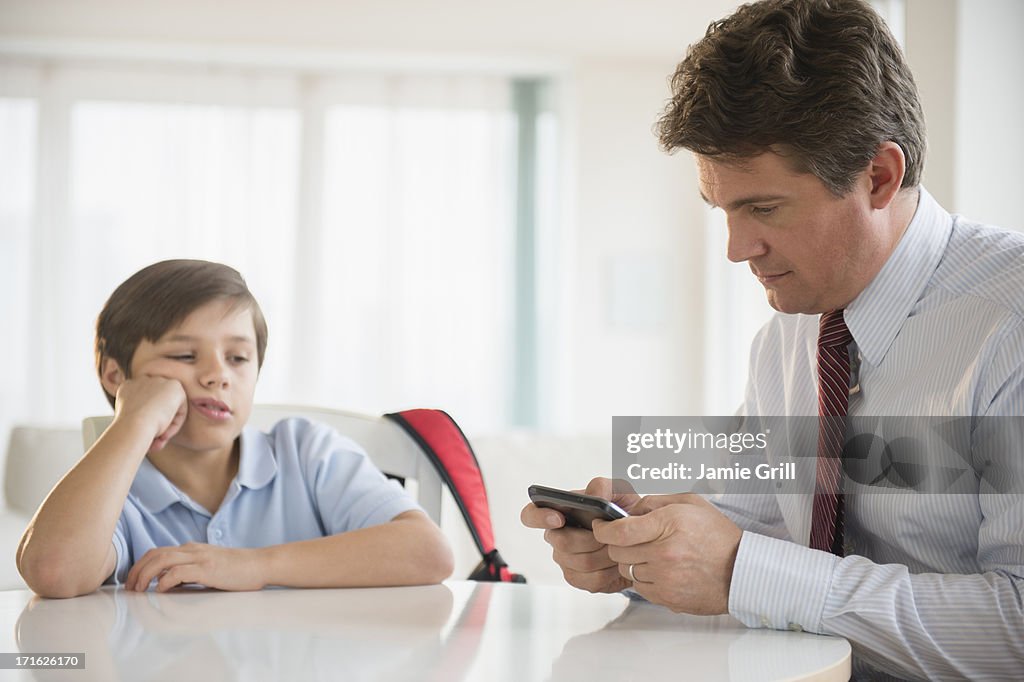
[123,298,259,456]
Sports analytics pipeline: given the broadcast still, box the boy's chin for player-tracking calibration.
[162,432,239,456]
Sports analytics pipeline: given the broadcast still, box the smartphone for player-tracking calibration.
[528,484,628,530]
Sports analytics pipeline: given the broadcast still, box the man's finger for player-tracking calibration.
[630,493,697,515]
[521,503,566,530]
[552,546,617,573]
[544,526,604,554]
[592,513,664,547]
[583,477,644,513]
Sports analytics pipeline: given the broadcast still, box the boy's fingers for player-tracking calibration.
[130,549,186,591]
[156,565,197,593]
[592,513,663,547]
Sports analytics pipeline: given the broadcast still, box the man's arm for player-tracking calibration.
[17,377,186,598]
[123,510,453,591]
[730,531,1024,679]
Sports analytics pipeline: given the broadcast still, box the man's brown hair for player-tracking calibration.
[95,259,269,407]
[657,0,926,195]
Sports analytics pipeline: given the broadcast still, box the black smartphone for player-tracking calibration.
[528,484,628,530]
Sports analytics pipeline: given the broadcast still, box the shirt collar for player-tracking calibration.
[129,459,182,514]
[127,427,278,514]
[845,187,952,366]
[236,426,278,490]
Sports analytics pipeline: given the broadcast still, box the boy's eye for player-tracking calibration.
[167,354,195,361]
[230,356,251,364]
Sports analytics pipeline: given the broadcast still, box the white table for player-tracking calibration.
[0,581,850,681]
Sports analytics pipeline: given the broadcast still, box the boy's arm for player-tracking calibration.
[123,510,454,591]
[17,377,186,598]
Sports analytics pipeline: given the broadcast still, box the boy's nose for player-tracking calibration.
[199,360,229,388]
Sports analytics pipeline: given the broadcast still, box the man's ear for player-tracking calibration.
[99,357,127,400]
[867,141,907,210]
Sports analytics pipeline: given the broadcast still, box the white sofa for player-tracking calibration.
[1,423,610,591]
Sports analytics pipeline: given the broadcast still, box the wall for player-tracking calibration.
[0,0,734,437]
[1,0,1021,429]
[905,0,1024,230]
[954,0,1024,229]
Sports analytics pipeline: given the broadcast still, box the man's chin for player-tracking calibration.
[764,293,812,315]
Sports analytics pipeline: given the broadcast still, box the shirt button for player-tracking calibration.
[212,529,223,540]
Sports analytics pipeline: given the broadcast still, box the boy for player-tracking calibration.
[17,259,453,598]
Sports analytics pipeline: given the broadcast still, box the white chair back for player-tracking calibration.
[81,405,442,522]
[5,426,83,516]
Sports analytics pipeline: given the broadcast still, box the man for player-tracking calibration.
[521,0,1024,678]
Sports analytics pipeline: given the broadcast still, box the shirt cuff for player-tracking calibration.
[107,534,130,585]
[728,530,839,633]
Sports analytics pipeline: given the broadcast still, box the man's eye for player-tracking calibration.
[751,206,777,216]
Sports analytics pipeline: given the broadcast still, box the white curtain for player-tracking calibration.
[0,61,519,453]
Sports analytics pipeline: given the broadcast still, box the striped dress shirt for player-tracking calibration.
[717,188,1024,680]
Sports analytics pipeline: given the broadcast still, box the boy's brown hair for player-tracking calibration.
[95,259,269,407]
[656,0,926,196]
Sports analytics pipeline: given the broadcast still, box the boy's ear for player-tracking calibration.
[99,357,127,399]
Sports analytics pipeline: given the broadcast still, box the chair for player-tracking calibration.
[1,425,85,589]
[81,405,443,523]
[6,426,83,518]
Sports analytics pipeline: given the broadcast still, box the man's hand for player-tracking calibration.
[593,494,742,615]
[126,543,266,592]
[520,477,643,594]
[112,375,188,453]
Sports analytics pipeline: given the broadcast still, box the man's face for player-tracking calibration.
[697,151,892,314]
[129,298,259,456]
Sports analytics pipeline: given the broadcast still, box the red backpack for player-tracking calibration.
[385,409,525,583]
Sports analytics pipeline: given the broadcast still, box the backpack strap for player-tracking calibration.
[385,409,525,583]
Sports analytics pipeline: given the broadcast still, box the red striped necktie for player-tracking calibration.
[810,309,853,555]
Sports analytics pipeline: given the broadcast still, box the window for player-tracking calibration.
[0,60,553,449]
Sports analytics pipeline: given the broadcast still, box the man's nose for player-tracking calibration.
[725,218,769,263]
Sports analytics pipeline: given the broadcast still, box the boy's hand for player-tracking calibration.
[126,543,267,592]
[112,375,188,453]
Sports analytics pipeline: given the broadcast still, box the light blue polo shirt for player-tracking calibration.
[106,417,422,585]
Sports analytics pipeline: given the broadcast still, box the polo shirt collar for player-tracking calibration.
[236,426,278,490]
[127,427,278,514]
[844,187,952,367]
[129,459,182,514]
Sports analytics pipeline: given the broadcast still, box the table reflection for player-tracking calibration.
[9,581,848,682]
[550,598,849,682]
[15,584,455,681]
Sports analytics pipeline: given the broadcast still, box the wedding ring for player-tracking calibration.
[628,563,638,582]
